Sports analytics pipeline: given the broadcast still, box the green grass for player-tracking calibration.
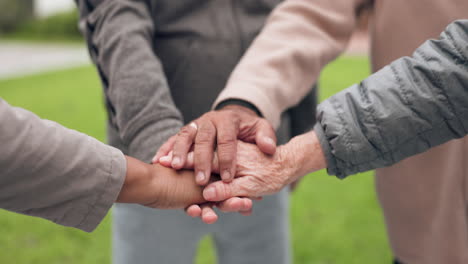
[0,56,391,263]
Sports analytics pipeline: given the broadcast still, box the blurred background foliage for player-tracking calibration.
[0,0,34,33]
[11,10,81,41]
[0,0,82,42]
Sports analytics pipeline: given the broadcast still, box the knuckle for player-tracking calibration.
[217,145,236,161]
[177,126,193,138]
[218,183,232,198]
[200,121,216,133]
[217,149,236,164]
[196,135,213,145]
[217,154,235,167]
[194,156,212,170]
[218,135,237,146]
[194,156,210,166]
[196,125,215,145]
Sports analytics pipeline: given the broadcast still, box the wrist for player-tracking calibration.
[117,156,153,204]
[277,131,326,181]
[217,100,260,117]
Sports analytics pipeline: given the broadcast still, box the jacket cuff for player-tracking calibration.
[213,81,282,129]
[313,122,340,178]
[76,146,127,232]
[215,99,263,117]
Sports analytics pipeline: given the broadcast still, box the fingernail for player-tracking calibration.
[187,152,194,162]
[172,157,181,167]
[196,171,205,182]
[204,187,216,200]
[160,156,171,163]
[221,170,231,182]
[264,137,275,146]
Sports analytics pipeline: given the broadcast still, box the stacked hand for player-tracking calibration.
[152,105,277,184]
[152,105,326,223]
[152,104,277,222]
[118,157,255,223]
[117,157,206,209]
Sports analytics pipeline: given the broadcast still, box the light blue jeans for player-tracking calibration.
[112,189,290,264]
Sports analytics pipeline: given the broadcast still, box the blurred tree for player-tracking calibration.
[0,0,34,33]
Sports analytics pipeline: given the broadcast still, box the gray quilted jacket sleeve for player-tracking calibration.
[75,0,183,162]
[0,99,126,232]
[315,20,468,178]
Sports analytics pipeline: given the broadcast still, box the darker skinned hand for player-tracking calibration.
[152,104,277,185]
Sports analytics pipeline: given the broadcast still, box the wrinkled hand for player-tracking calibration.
[158,150,255,222]
[162,140,295,220]
[152,105,277,185]
[203,131,327,201]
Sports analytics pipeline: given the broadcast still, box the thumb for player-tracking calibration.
[255,119,277,155]
[203,178,252,201]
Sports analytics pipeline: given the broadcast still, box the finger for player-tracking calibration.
[186,152,219,172]
[217,197,253,215]
[203,177,254,201]
[201,204,218,224]
[159,151,173,167]
[171,123,198,170]
[216,117,239,182]
[184,152,194,169]
[211,152,220,173]
[255,119,277,155]
[216,197,245,212]
[152,135,177,163]
[239,198,254,215]
[194,121,216,185]
[185,204,202,218]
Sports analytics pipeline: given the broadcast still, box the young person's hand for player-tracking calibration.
[117,157,206,209]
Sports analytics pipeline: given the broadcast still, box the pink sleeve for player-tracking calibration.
[214,0,365,127]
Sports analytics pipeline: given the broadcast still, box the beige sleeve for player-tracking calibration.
[214,0,364,128]
[0,99,126,232]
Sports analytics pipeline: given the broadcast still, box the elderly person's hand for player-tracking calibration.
[157,150,255,223]
[152,105,277,184]
[159,131,326,219]
[203,131,327,201]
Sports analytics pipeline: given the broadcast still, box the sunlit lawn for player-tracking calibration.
[0,56,391,263]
